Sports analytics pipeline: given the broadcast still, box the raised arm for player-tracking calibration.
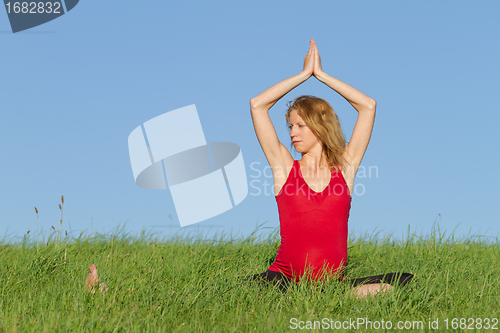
[250,40,315,169]
[311,39,376,171]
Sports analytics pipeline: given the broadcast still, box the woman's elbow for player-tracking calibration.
[368,99,377,112]
[357,99,376,114]
[249,98,257,110]
[249,97,262,112]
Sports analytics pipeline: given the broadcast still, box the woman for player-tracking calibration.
[247,39,412,297]
[85,39,412,297]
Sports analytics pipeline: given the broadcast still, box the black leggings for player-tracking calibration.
[241,270,414,293]
[242,270,293,293]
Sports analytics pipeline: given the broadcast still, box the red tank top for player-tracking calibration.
[268,160,352,283]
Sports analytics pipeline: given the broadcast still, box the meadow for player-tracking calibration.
[1,225,498,332]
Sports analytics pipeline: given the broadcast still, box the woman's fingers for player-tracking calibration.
[312,39,323,76]
[303,40,315,76]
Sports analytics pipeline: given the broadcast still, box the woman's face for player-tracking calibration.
[289,110,321,153]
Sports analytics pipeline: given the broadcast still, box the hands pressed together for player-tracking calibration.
[303,39,324,79]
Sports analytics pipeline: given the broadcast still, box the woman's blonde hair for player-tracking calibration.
[285,95,347,171]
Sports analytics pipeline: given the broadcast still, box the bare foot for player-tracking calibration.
[85,264,109,294]
[351,283,393,299]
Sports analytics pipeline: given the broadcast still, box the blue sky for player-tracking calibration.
[1,1,499,243]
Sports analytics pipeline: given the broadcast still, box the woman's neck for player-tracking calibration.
[300,152,329,171]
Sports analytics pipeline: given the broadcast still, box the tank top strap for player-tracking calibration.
[290,160,298,176]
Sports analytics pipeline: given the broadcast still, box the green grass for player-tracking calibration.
[1,226,499,332]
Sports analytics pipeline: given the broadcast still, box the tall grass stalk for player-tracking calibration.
[58,195,64,247]
[34,206,39,251]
